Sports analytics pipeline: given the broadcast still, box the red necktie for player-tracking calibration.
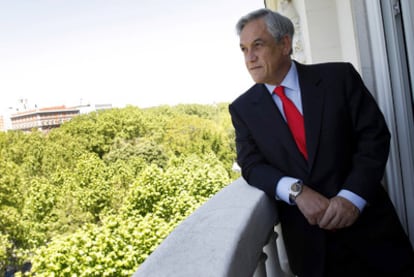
[274,86,308,160]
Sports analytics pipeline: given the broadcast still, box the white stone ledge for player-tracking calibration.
[133,177,280,277]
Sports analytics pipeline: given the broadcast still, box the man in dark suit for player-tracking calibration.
[229,8,414,276]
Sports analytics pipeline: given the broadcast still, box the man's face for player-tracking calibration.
[239,18,291,85]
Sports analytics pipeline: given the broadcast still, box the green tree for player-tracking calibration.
[0,103,238,275]
[0,232,12,273]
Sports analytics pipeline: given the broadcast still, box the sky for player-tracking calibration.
[0,0,264,113]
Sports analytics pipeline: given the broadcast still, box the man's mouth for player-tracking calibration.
[249,66,261,71]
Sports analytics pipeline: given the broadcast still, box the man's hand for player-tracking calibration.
[295,185,330,225]
[318,196,360,230]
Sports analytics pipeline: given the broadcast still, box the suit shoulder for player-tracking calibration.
[230,83,264,107]
[297,61,356,75]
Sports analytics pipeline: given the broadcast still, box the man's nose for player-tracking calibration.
[246,50,257,62]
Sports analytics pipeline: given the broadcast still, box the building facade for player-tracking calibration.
[8,103,112,132]
[0,115,5,131]
[10,106,80,132]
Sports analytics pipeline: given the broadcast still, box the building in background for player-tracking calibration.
[5,103,112,132]
[0,115,4,131]
[265,0,414,245]
[10,106,80,132]
[0,108,13,132]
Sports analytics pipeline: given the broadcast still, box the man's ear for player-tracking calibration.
[282,35,292,55]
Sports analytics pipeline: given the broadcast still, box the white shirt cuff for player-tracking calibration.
[276,176,300,205]
[337,189,367,212]
[276,178,367,212]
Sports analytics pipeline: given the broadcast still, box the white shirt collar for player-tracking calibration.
[264,61,299,94]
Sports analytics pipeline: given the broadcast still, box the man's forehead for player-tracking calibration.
[239,19,269,44]
[240,37,265,47]
[240,32,270,47]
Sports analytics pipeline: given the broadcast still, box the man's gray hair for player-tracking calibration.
[236,8,294,43]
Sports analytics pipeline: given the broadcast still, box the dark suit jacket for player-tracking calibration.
[229,61,413,276]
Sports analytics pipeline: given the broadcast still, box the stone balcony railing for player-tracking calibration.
[133,177,294,277]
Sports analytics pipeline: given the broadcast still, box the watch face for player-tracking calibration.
[291,183,301,192]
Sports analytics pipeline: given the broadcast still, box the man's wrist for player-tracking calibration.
[276,176,301,204]
[288,180,303,204]
[337,189,367,212]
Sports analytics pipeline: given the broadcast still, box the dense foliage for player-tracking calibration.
[0,104,238,276]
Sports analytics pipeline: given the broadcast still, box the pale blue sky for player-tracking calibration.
[0,0,264,112]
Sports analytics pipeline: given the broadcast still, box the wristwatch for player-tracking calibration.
[289,180,303,204]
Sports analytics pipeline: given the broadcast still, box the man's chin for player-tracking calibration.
[249,75,264,84]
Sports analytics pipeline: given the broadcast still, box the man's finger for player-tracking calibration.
[318,204,336,229]
[319,196,360,230]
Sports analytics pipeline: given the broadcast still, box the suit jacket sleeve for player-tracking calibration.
[229,100,285,197]
[340,63,391,202]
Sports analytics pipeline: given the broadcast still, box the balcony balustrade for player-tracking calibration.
[133,177,293,277]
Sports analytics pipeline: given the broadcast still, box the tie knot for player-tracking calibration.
[274,86,285,98]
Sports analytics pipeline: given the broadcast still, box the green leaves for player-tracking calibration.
[0,103,238,275]
[0,232,12,271]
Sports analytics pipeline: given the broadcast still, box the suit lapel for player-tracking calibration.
[296,62,325,172]
[252,84,309,172]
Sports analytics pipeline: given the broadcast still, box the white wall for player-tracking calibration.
[266,0,360,70]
